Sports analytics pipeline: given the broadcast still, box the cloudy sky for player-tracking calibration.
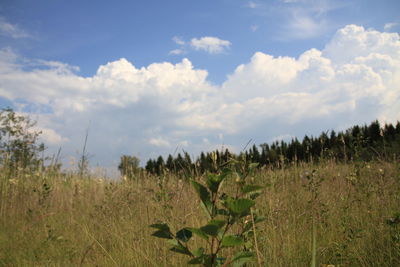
[0,0,399,171]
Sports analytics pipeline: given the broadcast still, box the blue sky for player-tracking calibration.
[2,0,399,82]
[0,0,399,173]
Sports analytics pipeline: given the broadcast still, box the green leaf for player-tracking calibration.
[187,227,208,241]
[216,208,229,216]
[206,173,223,193]
[249,163,259,169]
[170,244,192,256]
[241,185,264,194]
[254,216,266,224]
[167,239,179,246]
[188,256,204,265]
[232,251,254,267]
[249,192,262,200]
[200,220,226,236]
[200,225,219,237]
[191,180,212,211]
[209,219,226,228]
[221,235,244,247]
[225,198,255,216]
[199,201,212,220]
[243,221,253,233]
[176,228,192,242]
[151,229,172,239]
[216,257,226,265]
[192,247,205,257]
[149,223,170,232]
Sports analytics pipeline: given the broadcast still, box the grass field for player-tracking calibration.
[1,159,399,266]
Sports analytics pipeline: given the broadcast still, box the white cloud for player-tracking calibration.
[149,137,171,147]
[190,37,231,54]
[250,25,259,32]
[271,134,294,142]
[288,13,324,39]
[276,0,347,40]
[0,25,399,168]
[169,37,186,55]
[170,36,232,55]
[172,36,185,45]
[36,127,69,145]
[323,25,400,64]
[0,17,31,39]
[278,6,328,40]
[246,1,260,9]
[169,49,185,55]
[384,22,398,32]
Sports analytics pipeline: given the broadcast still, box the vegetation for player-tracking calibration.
[143,120,400,176]
[1,108,399,266]
[150,158,265,266]
[0,108,45,173]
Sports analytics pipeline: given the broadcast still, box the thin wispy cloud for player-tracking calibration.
[172,36,185,46]
[284,11,327,39]
[384,22,398,32]
[168,49,185,55]
[148,137,171,147]
[246,1,260,9]
[275,0,346,40]
[250,25,259,32]
[0,17,31,39]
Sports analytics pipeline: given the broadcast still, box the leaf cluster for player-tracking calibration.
[150,161,266,266]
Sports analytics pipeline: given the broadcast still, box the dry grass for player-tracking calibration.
[1,160,399,266]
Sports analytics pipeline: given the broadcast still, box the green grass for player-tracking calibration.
[1,160,399,266]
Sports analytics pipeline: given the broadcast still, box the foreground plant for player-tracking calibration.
[150,160,265,266]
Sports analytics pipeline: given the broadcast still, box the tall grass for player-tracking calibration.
[1,160,399,266]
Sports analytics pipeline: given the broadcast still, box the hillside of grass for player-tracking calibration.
[1,159,399,266]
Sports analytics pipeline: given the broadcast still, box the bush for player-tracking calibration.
[0,108,45,173]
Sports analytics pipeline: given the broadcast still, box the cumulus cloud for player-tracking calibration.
[35,127,69,145]
[190,37,231,54]
[0,24,399,168]
[0,17,31,39]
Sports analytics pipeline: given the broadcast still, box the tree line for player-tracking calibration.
[1,108,398,179]
[124,120,400,177]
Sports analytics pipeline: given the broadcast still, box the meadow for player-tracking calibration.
[1,159,399,266]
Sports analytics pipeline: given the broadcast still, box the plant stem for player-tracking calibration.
[251,208,263,266]
[311,217,317,267]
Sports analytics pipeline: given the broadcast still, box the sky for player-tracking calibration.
[0,0,399,173]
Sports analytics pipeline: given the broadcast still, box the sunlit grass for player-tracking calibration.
[1,160,399,266]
